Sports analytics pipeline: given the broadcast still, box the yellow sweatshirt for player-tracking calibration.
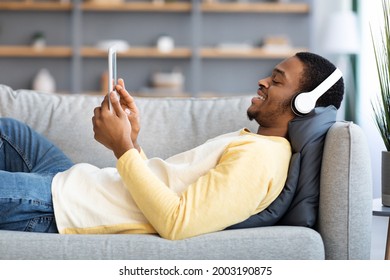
[52,129,291,240]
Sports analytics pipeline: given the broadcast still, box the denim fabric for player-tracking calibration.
[0,118,73,233]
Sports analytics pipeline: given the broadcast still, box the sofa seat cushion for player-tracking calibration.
[0,227,324,260]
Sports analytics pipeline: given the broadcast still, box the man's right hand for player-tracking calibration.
[115,79,141,152]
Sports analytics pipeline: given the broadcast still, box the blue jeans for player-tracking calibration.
[0,118,73,233]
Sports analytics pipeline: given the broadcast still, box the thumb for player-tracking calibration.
[110,91,125,117]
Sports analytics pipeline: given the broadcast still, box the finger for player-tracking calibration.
[115,85,128,101]
[101,93,109,107]
[102,92,113,112]
[113,85,131,116]
[93,107,101,118]
[110,91,125,117]
[92,112,99,133]
[124,108,131,116]
[115,85,138,113]
[118,78,125,89]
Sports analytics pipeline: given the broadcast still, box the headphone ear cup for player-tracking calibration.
[291,92,316,116]
[291,93,303,116]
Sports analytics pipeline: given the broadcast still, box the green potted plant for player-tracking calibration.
[372,0,390,206]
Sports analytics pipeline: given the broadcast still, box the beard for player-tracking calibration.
[247,107,256,121]
[247,99,292,124]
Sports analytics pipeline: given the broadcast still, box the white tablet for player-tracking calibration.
[108,46,117,110]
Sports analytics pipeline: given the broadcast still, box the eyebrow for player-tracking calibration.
[272,68,286,78]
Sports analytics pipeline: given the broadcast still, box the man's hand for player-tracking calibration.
[92,91,134,159]
[115,79,141,152]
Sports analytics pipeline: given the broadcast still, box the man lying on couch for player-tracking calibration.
[0,52,344,240]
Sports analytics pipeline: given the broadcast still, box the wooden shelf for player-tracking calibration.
[0,1,309,13]
[0,45,306,59]
[0,46,72,57]
[201,2,309,13]
[81,2,192,12]
[0,46,304,59]
[0,2,72,11]
[81,47,192,58]
[200,47,308,59]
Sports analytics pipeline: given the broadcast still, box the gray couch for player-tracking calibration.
[0,85,372,260]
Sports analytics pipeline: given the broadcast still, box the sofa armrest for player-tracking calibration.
[318,122,373,259]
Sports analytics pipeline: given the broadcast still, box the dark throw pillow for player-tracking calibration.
[227,106,337,230]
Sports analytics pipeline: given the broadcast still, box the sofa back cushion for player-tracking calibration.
[0,85,115,167]
[278,106,337,226]
[0,85,257,167]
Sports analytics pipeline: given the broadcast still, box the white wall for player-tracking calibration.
[357,0,385,198]
[311,0,345,55]
[311,0,353,121]
[312,0,383,198]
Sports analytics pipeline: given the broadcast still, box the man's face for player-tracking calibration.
[247,56,304,127]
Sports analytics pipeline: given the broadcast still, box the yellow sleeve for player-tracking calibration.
[139,148,148,160]
[117,140,290,240]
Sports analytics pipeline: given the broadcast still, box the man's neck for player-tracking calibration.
[257,126,288,138]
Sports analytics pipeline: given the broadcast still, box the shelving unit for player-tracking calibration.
[81,2,191,12]
[0,46,72,57]
[0,1,72,11]
[200,47,307,59]
[81,46,192,58]
[200,2,309,13]
[0,0,312,96]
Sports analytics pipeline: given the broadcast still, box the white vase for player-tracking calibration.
[157,36,174,53]
[32,68,56,93]
[382,151,390,206]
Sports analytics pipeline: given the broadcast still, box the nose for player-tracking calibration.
[258,77,270,89]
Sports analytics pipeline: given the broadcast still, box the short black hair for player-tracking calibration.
[295,52,344,109]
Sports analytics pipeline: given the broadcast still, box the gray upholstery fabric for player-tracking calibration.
[0,85,257,166]
[0,227,324,260]
[0,85,115,167]
[318,122,373,259]
[0,85,372,260]
[278,106,337,226]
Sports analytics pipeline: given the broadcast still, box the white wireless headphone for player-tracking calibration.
[291,68,343,116]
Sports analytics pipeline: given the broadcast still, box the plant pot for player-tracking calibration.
[382,151,390,206]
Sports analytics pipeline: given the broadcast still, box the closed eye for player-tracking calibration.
[271,68,285,85]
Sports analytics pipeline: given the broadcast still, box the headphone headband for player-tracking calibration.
[292,68,343,116]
